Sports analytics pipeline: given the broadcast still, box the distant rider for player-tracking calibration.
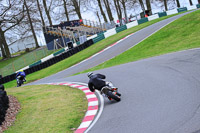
[16,70,26,82]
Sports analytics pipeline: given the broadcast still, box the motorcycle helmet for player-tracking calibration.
[19,69,23,72]
[87,72,93,78]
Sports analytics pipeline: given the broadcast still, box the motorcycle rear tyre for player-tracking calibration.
[107,91,121,102]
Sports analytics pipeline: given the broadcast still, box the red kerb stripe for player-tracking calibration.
[88,97,98,102]
[110,42,117,47]
[82,115,95,122]
[68,84,76,86]
[75,85,84,88]
[81,88,89,91]
[88,105,98,110]
[75,128,87,133]
[58,83,68,85]
[85,92,94,95]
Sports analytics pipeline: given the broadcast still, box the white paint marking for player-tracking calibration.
[78,121,92,129]
[88,101,99,106]
[85,110,98,116]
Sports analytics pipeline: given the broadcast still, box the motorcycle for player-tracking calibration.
[101,82,121,102]
[17,76,25,87]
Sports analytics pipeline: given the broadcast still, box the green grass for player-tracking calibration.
[0,47,54,77]
[3,12,186,88]
[4,85,87,133]
[78,10,200,73]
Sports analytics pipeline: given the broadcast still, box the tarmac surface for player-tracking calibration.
[28,11,200,133]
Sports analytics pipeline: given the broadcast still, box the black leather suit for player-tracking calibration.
[88,74,106,92]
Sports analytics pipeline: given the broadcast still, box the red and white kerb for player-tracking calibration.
[49,82,99,133]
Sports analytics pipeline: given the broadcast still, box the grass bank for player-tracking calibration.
[4,12,185,88]
[4,85,87,133]
[0,47,54,77]
[79,10,200,73]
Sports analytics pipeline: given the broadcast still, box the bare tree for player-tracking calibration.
[36,0,45,27]
[114,0,122,23]
[198,0,200,4]
[71,0,82,19]
[0,0,25,58]
[189,0,193,5]
[62,0,70,21]
[146,0,152,15]
[95,11,101,24]
[24,0,39,48]
[120,0,128,22]
[138,0,146,15]
[164,0,168,11]
[43,0,53,26]
[97,0,108,22]
[103,0,114,21]
[175,0,180,7]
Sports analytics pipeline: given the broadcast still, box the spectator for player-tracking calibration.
[58,21,65,30]
[70,21,74,27]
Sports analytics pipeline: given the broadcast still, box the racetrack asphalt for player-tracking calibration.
[28,11,200,133]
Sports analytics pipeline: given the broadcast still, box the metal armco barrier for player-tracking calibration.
[178,7,188,13]
[116,25,127,33]
[137,17,149,24]
[92,34,105,43]
[158,12,167,18]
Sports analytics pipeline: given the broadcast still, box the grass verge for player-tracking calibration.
[4,85,87,133]
[0,47,54,77]
[78,10,200,73]
[4,12,186,88]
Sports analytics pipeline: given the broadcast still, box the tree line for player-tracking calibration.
[0,0,199,59]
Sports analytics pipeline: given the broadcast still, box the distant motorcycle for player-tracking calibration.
[17,76,25,87]
[101,82,121,102]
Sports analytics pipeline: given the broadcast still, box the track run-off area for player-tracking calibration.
[29,10,200,133]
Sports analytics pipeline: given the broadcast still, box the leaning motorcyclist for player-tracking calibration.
[87,72,106,92]
[16,69,26,82]
[87,72,121,96]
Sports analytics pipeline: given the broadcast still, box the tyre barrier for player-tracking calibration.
[0,39,94,85]
[0,84,9,125]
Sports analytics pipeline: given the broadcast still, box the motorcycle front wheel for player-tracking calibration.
[17,80,23,87]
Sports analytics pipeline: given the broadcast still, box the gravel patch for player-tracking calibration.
[0,95,20,133]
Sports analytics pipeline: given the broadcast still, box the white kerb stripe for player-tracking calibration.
[78,121,92,129]
[83,90,91,93]
[86,95,96,99]
[88,101,98,106]
[70,84,81,88]
[79,86,88,89]
[62,83,71,85]
[85,110,98,116]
